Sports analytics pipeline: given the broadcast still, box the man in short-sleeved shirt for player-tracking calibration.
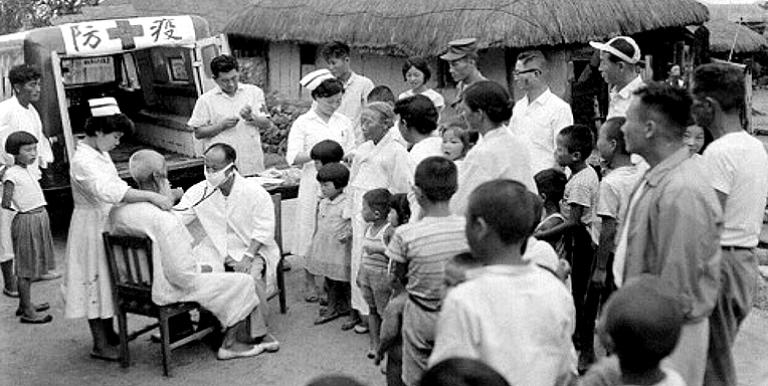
[321,42,374,145]
[188,55,270,175]
[692,63,768,385]
[509,50,573,174]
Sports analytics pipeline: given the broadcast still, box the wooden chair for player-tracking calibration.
[102,233,214,377]
[269,193,287,314]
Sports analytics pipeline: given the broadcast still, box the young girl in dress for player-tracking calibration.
[440,124,471,163]
[1,131,54,323]
[63,98,173,361]
[533,168,571,280]
[304,139,345,304]
[308,162,352,325]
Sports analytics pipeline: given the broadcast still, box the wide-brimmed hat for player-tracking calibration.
[440,38,478,61]
[589,36,642,64]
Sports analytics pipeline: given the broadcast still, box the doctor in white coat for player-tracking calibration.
[175,143,280,344]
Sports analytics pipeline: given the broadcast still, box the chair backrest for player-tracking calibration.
[271,193,282,250]
[103,233,154,292]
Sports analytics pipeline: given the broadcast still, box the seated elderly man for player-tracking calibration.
[175,142,281,345]
[107,150,274,360]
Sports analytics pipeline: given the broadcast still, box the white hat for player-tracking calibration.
[589,36,642,64]
[299,69,335,91]
[88,97,121,117]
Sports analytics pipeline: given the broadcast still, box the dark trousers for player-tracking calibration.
[704,248,759,386]
[566,225,596,351]
[580,255,617,354]
[325,277,351,314]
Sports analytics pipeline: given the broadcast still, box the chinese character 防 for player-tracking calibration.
[70,25,102,52]
[150,18,182,43]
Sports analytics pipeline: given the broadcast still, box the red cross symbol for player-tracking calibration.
[107,20,144,50]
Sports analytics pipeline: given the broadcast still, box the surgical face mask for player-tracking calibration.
[204,163,233,188]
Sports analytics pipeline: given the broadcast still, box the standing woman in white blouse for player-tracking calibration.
[63,98,173,361]
[286,70,354,302]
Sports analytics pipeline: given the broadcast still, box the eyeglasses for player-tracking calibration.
[513,68,540,76]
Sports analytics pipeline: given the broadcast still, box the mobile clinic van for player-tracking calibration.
[0,15,228,198]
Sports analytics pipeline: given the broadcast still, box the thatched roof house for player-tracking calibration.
[705,20,767,54]
[705,2,768,26]
[224,0,708,56]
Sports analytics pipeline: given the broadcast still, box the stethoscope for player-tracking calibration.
[171,185,219,212]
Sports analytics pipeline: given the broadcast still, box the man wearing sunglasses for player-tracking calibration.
[508,50,573,174]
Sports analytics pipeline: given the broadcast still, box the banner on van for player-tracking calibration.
[60,16,196,56]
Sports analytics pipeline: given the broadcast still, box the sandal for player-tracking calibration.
[304,294,319,303]
[314,310,343,325]
[341,318,359,331]
[3,288,19,298]
[20,314,53,324]
[89,350,119,362]
[15,302,50,316]
[354,323,369,334]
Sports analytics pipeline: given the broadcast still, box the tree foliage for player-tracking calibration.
[0,0,100,34]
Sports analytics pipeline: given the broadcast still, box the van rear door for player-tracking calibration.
[191,34,230,95]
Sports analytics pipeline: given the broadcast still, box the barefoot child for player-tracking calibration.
[308,162,352,325]
[357,188,393,359]
[387,156,468,386]
[1,131,54,323]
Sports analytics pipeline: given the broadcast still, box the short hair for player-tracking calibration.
[312,78,344,100]
[316,162,350,189]
[558,124,594,161]
[468,179,540,245]
[633,82,692,137]
[128,149,166,185]
[692,63,745,113]
[9,65,41,87]
[516,50,546,72]
[420,358,510,386]
[204,142,237,164]
[414,156,457,202]
[320,41,351,60]
[210,54,239,78]
[462,81,513,123]
[367,85,396,105]
[83,114,135,137]
[363,188,392,217]
[310,140,344,164]
[605,275,684,373]
[601,117,629,155]
[534,168,567,206]
[390,193,411,224]
[440,125,472,153]
[4,131,38,155]
[306,375,365,386]
[365,102,396,129]
[394,95,438,135]
[402,56,432,83]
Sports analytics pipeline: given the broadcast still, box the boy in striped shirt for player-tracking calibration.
[387,156,469,386]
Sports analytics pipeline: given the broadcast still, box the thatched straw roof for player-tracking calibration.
[705,20,767,54]
[224,0,709,56]
[132,0,252,34]
[704,2,768,24]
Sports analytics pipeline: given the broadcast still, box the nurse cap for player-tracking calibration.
[300,69,335,91]
[89,97,122,117]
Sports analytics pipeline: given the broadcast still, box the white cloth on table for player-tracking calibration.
[451,127,537,216]
[2,165,46,212]
[430,263,576,386]
[336,72,375,145]
[286,109,355,257]
[175,172,281,294]
[108,202,259,328]
[348,129,410,314]
[187,84,268,175]
[508,88,573,174]
[63,141,130,319]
